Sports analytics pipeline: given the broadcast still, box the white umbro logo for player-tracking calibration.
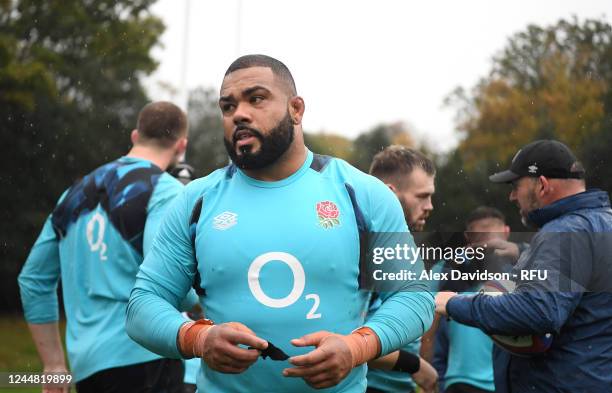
[528,164,538,174]
[213,211,238,230]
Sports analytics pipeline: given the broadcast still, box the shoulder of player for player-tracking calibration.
[321,157,393,199]
[183,165,233,199]
[312,155,384,188]
[147,172,184,205]
[154,172,183,190]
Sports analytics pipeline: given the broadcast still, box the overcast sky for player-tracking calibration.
[145,0,610,152]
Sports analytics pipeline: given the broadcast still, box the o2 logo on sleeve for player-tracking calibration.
[247,252,321,319]
[86,212,108,261]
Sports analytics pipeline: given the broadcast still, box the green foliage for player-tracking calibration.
[185,87,228,177]
[304,132,353,161]
[0,315,66,393]
[0,0,163,311]
[452,17,612,176]
[436,17,612,232]
[350,122,415,172]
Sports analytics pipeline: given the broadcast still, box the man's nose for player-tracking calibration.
[509,189,517,202]
[233,102,252,125]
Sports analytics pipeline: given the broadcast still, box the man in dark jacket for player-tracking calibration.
[434,140,612,393]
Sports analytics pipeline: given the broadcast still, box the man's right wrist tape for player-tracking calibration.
[178,319,214,358]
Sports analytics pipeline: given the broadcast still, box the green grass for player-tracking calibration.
[0,315,66,393]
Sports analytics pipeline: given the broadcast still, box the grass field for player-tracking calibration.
[0,314,66,393]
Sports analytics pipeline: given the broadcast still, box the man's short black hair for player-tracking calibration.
[137,101,187,148]
[369,145,436,187]
[465,206,506,227]
[224,54,297,96]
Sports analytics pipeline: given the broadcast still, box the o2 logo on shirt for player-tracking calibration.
[86,212,108,261]
[247,252,321,319]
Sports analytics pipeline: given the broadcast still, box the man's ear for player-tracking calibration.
[175,137,188,155]
[288,96,305,125]
[538,176,551,197]
[386,182,399,195]
[130,129,139,145]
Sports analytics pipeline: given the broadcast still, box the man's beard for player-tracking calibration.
[224,112,294,170]
[398,195,426,232]
[520,186,539,228]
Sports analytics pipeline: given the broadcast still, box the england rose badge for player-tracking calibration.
[316,200,340,229]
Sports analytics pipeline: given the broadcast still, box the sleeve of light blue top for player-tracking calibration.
[18,216,61,324]
[361,179,435,356]
[126,188,197,358]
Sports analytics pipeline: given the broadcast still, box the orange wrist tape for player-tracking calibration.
[343,327,381,367]
[178,319,214,359]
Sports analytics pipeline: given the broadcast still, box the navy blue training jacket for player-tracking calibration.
[447,189,612,393]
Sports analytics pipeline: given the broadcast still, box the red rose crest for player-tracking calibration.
[316,201,340,229]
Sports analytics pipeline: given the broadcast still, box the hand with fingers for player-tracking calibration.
[283,328,380,389]
[179,320,268,374]
[411,357,439,393]
[42,383,70,393]
[42,367,70,393]
[471,238,520,261]
[42,387,69,393]
[434,291,458,316]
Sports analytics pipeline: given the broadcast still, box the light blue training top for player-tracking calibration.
[126,151,434,393]
[19,157,186,381]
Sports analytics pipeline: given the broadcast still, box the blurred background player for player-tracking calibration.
[431,206,513,393]
[464,207,527,267]
[435,140,612,393]
[126,55,434,393]
[367,145,438,393]
[18,101,191,393]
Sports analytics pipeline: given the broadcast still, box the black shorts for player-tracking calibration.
[366,387,414,393]
[446,382,494,393]
[76,358,184,393]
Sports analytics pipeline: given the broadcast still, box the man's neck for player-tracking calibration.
[126,145,173,171]
[544,179,586,206]
[242,142,308,182]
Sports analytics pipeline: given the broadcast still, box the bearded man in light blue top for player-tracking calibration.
[366,146,438,393]
[126,55,434,393]
[18,101,193,392]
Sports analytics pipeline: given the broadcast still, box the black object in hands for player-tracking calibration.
[249,341,289,361]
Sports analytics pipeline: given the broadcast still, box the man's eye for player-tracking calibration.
[221,103,235,113]
[251,96,264,104]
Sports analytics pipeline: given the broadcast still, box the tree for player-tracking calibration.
[351,121,415,172]
[0,0,164,311]
[436,17,612,233]
[451,18,611,181]
[185,87,228,177]
[304,132,353,161]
